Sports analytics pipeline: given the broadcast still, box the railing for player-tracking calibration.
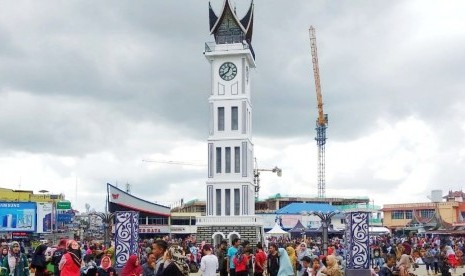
[205,41,255,60]
[196,215,263,226]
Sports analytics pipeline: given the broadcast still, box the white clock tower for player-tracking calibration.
[196,0,264,246]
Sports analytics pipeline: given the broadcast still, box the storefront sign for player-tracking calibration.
[139,225,169,234]
[12,232,29,239]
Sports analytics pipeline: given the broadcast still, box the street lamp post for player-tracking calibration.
[308,210,340,256]
[91,212,114,248]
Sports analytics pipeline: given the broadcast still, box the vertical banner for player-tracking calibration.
[345,211,370,271]
[36,203,53,233]
[114,211,139,269]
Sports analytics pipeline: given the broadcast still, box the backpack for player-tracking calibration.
[52,248,65,266]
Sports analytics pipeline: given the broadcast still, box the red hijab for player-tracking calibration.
[120,255,142,276]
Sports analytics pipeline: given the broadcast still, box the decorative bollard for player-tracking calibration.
[114,211,139,270]
[344,211,371,276]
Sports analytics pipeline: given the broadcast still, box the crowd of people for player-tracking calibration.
[1,234,465,275]
[0,239,116,276]
[368,234,465,276]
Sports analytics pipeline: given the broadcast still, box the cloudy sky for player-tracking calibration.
[0,1,464,212]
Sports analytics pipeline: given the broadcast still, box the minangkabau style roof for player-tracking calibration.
[209,0,254,45]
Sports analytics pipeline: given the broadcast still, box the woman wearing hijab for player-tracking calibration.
[277,248,294,276]
[58,240,82,276]
[156,245,189,276]
[232,246,248,276]
[396,254,411,276]
[97,255,117,276]
[1,241,30,276]
[120,255,142,276]
[286,246,297,275]
[320,255,341,276]
[31,244,49,276]
[445,245,458,273]
[0,246,9,268]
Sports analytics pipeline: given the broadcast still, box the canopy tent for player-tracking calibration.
[305,226,344,237]
[288,220,307,238]
[369,226,391,235]
[266,223,289,236]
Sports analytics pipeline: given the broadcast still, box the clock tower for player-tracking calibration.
[196,0,264,247]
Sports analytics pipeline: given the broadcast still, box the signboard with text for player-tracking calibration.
[138,225,169,234]
[0,202,36,232]
[36,202,52,233]
[56,201,73,224]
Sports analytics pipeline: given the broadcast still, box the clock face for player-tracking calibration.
[219,62,237,81]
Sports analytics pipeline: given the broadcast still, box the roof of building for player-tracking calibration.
[444,190,465,198]
[261,193,369,204]
[276,202,339,214]
[209,0,254,44]
[107,183,170,216]
[288,220,306,233]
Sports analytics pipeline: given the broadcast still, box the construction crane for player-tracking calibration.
[253,158,282,199]
[309,26,328,198]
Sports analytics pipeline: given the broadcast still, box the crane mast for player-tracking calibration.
[309,26,328,198]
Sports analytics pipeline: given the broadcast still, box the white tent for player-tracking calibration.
[266,223,289,236]
[369,226,391,235]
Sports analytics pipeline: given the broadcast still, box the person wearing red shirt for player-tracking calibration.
[58,240,82,276]
[233,246,249,276]
[254,243,266,276]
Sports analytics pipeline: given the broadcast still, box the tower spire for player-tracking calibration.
[209,0,254,46]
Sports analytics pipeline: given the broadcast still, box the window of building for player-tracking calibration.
[391,211,404,220]
[234,188,240,215]
[225,189,231,216]
[216,189,221,216]
[231,106,238,130]
[420,209,435,218]
[234,147,240,173]
[146,217,168,225]
[225,147,231,173]
[218,107,224,131]
[216,147,221,173]
[171,218,190,225]
[405,210,413,219]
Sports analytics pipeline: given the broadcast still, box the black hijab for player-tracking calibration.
[67,241,82,267]
[31,244,48,269]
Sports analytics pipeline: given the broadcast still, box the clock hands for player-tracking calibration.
[219,62,237,81]
[220,66,231,78]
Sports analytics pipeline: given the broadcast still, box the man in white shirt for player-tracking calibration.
[200,244,219,276]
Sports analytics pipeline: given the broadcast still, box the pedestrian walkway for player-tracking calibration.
[188,265,465,276]
[411,264,465,275]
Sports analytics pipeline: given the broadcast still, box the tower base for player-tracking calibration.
[195,216,264,247]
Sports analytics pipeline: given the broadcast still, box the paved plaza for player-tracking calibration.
[189,265,465,276]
